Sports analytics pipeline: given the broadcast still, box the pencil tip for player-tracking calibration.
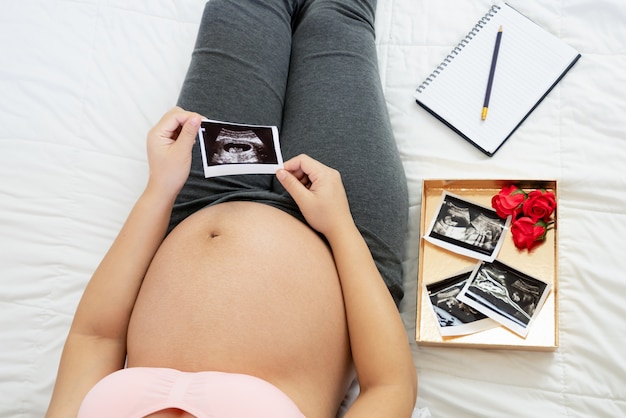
[499,25,503,32]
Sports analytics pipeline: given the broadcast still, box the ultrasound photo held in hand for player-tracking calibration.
[198,119,283,178]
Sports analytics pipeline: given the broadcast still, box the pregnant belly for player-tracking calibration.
[126,202,351,414]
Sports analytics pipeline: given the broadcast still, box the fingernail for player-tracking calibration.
[276,169,287,180]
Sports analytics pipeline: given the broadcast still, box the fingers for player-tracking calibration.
[276,166,310,205]
[145,107,206,197]
[283,153,322,175]
[284,166,311,188]
[277,155,321,203]
[278,154,318,188]
[277,154,352,237]
[176,114,201,149]
[277,153,344,200]
[284,154,329,182]
[156,107,203,140]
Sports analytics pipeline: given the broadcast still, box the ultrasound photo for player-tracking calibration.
[457,260,552,337]
[198,119,283,178]
[426,269,498,336]
[425,192,511,261]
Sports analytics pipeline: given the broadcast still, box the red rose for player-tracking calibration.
[491,185,526,219]
[510,217,547,250]
[522,190,556,223]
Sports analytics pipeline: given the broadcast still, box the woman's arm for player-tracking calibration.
[277,155,417,418]
[46,108,202,418]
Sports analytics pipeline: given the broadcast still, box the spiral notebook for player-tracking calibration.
[414,3,581,156]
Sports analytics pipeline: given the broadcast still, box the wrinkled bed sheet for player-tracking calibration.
[1,0,625,416]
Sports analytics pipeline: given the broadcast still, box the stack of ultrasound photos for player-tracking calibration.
[424,192,552,338]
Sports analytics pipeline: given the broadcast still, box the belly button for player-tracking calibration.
[209,231,220,239]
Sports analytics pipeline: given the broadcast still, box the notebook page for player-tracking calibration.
[415,4,579,154]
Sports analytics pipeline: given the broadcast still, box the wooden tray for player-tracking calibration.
[416,179,558,350]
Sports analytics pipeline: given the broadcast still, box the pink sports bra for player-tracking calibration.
[77,367,306,418]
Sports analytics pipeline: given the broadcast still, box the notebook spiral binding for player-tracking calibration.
[416,4,501,93]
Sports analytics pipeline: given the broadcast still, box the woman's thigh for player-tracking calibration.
[277,0,409,303]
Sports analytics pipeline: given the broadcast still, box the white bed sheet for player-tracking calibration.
[1,0,625,416]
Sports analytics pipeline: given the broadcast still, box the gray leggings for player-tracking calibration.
[170,0,409,304]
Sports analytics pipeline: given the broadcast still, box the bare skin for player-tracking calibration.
[127,201,354,418]
[45,107,416,418]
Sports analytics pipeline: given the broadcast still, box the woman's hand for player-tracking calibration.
[276,154,355,238]
[146,107,203,197]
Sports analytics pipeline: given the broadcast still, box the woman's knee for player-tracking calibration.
[294,0,377,33]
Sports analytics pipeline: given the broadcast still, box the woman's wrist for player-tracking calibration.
[143,179,180,208]
[135,183,178,233]
[324,218,361,250]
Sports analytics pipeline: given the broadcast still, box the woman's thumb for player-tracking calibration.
[277,169,308,203]
[177,116,201,150]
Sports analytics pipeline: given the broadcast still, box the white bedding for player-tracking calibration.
[1,0,625,416]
